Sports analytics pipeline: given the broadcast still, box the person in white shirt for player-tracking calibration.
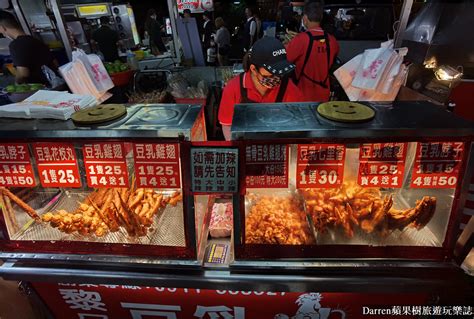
[243,6,257,53]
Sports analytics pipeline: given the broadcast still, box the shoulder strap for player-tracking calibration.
[275,76,289,103]
[239,73,250,103]
[299,31,332,89]
[295,31,314,85]
[324,32,331,77]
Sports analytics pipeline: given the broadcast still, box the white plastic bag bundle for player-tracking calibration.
[334,40,408,101]
[59,49,113,101]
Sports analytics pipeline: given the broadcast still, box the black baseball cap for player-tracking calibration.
[248,36,295,76]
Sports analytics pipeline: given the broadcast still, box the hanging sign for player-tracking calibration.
[83,142,129,188]
[33,143,81,188]
[191,147,238,193]
[296,144,346,188]
[245,144,289,188]
[411,141,464,189]
[133,143,181,189]
[358,143,408,188]
[0,143,36,187]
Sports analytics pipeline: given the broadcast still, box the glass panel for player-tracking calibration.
[2,142,185,247]
[245,143,458,247]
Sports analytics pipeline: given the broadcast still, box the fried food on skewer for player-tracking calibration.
[41,187,184,238]
[0,187,40,221]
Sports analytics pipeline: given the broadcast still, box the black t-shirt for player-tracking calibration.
[9,35,56,84]
[92,26,119,62]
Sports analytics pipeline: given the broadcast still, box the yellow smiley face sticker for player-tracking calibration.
[317,101,375,123]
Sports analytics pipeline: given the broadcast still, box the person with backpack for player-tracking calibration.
[286,1,339,102]
[218,37,303,140]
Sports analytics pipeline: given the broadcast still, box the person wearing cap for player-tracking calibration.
[218,36,304,140]
[286,1,339,102]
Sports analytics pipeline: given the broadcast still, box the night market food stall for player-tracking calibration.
[0,100,473,318]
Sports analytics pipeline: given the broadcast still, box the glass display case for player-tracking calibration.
[231,101,474,261]
[0,104,206,259]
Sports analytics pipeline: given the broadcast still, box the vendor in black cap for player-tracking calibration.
[218,36,303,140]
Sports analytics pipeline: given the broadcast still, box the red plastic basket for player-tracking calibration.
[110,70,134,87]
[174,98,207,107]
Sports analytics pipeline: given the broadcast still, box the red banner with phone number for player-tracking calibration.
[31,282,435,319]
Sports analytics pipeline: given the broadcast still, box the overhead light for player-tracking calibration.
[423,56,437,69]
[434,65,463,82]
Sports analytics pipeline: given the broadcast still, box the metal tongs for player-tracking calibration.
[296,190,319,244]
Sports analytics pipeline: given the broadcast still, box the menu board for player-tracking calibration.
[411,141,464,189]
[0,143,36,187]
[358,143,407,188]
[33,143,81,188]
[296,144,346,188]
[83,142,129,188]
[245,144,288,188]
[133,143,181,189]
[191,147,238,193]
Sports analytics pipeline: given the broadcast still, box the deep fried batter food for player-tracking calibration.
[0,187,40,220]
[41,188,183,238]
[387,196,436,230]
[246,195,314,245]
[301,182,437,238]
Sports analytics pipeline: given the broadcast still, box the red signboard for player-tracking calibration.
[411,142,464,189]
[245,144,289,188]
[296,144,346,188]
[83,143,129,188]
[33,143,81,188]
[0,143,36,187]
[30,282,440,319]
[358,143,407,188]
[177,0,213,13]
[133,143,181,189]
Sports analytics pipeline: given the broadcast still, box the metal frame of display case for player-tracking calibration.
[0,104,206,264]
[230,101,474,263]
[0,102,472,302]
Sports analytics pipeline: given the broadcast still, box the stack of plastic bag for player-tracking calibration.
[59,50,114,103]
[334,40,408,101]
[0,90,97,120]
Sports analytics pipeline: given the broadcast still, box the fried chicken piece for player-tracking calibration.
[360,195,393,233]
[387,196,436,230]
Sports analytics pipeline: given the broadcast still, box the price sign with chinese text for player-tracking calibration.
[245,144,288,188]
[33,143,81,188]
[296,144,345,188]
[83,143,129,188]
[191,148,238,193]
[411,141,464,189]
[0,143,36,187]
[358,143,407,188]
[133,143,181,189]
